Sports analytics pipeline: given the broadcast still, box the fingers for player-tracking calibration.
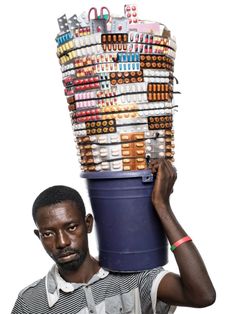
[162,159,177,194]
[149,158,177,177]
[164,159,177,179]
[149,159,159,174]
[151,158,177,207]
[150,159,177,194]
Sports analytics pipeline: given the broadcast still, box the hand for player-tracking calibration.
[150,158,177,210]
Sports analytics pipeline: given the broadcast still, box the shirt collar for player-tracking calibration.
[46,264,109,308]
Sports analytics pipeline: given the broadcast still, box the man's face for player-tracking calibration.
[34,200,92,272]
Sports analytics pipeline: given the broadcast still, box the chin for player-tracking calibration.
[58,256,85,272]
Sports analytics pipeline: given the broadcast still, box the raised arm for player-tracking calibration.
[150,158,216,308]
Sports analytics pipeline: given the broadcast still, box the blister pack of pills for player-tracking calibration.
[56,4,179,172]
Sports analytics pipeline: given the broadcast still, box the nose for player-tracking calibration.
[56,230,70,249]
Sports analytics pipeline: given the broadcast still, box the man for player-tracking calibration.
[12,159,216,313]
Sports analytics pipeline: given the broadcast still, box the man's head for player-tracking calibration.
[33,185,93,273]
[32,185,86,222]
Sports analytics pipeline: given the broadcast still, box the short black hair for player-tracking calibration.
[32,185,86,223]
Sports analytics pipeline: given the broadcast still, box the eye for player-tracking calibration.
[41,231,54,238]
[68,224,78,232]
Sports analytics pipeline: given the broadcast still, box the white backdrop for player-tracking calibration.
[1,0,235,312]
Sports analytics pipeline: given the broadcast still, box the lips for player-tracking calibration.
[57,252,78,263]
[59,251,75,258]
[56,249,80,263]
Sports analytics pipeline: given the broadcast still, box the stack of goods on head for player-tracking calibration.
[56,4,178,172]
[55,4,178,270]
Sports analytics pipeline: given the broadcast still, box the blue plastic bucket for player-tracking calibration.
[81,170,168,272]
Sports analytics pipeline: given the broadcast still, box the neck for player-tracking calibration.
[58,253,100,283]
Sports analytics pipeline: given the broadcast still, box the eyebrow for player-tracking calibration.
[39,219,82,231]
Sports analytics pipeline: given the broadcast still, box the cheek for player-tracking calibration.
[41,239,55,254]
[72,231,88,248]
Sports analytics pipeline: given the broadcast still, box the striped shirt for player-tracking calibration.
[12,265,176,314]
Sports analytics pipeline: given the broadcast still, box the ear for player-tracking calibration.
[85,214,93,234]
[34,229,40,239]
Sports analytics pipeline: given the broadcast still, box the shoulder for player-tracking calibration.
[18,277,46,298]
[138,267,166,283]
[12,278,47,314]
[108,267,164,280]
[138,267,169,298]
[104,267,165,289]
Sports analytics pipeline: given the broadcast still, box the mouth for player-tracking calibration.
[57,252,78,263]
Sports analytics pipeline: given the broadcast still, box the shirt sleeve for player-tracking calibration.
[11,295,30,314]
[139,267,177,314]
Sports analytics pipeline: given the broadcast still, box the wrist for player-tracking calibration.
[153,199,171,212]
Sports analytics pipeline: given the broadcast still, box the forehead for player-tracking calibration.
[35,200,83,228]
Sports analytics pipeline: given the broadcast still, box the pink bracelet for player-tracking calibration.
[170,236,192,252]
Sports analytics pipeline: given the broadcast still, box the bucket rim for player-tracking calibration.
[80,169,153,180]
